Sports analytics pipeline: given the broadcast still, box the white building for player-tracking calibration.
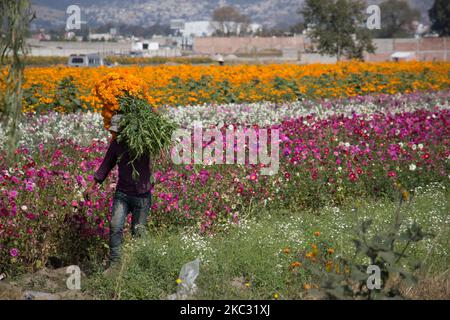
[132,40,160,51]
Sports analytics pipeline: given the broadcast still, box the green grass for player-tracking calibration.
[85,183,449,300]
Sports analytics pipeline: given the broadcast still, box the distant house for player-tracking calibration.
[131,40,159,53]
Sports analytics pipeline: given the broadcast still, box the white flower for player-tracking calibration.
[409,164,417,171]
[21,205,28,212]
[412,144,417,150]
[418,143,424,150]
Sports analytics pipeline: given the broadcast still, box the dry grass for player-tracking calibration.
[402,271,450,300]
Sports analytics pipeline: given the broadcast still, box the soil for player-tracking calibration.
[0,267,92,300]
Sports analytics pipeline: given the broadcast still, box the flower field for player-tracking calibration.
[0,62,449,299]
[1,61,449,113]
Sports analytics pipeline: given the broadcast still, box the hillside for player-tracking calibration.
[31,0,435,29]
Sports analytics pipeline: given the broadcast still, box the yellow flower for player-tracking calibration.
[401,189,410,201]
[273,293,279,300]
[175,278,182,285]
[311,244,318,257]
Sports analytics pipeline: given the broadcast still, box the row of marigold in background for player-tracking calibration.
[0,61,449,113]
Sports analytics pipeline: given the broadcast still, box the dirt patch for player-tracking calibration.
[0,267,92,300]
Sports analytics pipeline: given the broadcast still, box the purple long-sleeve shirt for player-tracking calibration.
[94,140,152,197]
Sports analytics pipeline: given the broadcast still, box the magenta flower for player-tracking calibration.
[9,248,19,257]
[8,190,18,199]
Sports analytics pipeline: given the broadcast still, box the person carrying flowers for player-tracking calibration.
[85,73,176,266]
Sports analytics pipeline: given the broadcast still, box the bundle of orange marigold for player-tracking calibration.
[92,72,176,178]
[92,72,147,129]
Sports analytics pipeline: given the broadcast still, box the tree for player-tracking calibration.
[211,6,251,36]
[376,0,420,38]
[429,0,450,36]
[301,0,375,61]
[0,0,34,161]
[290,22,305,35]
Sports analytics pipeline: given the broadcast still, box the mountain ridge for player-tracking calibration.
[31,0,435,30]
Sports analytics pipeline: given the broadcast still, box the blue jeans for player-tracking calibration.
[109,190,151,263]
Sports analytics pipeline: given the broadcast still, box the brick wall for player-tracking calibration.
[194,36,450,62]
[193,36,306,55]
[367,37,449,62]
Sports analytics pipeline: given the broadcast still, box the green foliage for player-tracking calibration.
[429,0,450,36]
[22,77,97,113]
[117,95,177,178]
[304,191,432,300]
[376,0,421,38]
[22,83,43,108]
[85,186,449,299]
[1,56,67,67]
[53,76,84,113]
[301,0,375,61]
[105,56,214,66]
[273,77,305,100]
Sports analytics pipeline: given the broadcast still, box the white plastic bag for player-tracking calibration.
[168,258,200,300]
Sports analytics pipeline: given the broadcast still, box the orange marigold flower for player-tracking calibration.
[93,72,146,129]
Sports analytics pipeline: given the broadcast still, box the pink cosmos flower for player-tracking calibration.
[388,171,397,178]
[9,248,19,257]
[8,190,18,199]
